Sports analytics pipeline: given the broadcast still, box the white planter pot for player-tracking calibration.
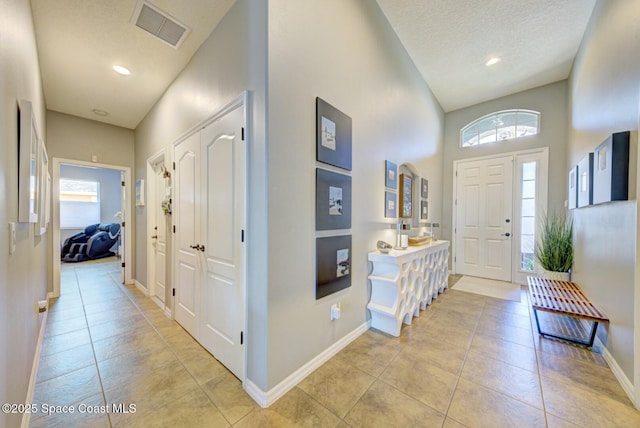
[539,269,571,282]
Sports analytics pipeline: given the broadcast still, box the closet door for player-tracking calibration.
[199,104,246,380]
[173,132,201,337]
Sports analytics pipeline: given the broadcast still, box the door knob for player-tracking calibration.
[505,219,511,223]
[199,245,206,252]
[189,244,199,250]
[151,235,158,239]
[502,232,511,237]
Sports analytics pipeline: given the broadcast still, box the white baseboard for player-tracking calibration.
[245,321,370,408]
[594,335,636,407]
[21,308,48,428]
[134,279,149,296]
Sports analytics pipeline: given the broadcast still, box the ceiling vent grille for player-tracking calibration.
[131,0,191,48]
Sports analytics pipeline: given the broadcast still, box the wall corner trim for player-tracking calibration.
[244,321,371,408]
[595,335,636,408]
[134,279,149,296]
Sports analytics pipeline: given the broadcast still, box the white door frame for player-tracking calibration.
[146,149,168,310]
[170,91,249,381]
[452,147,549,284]
[52,158,133,297]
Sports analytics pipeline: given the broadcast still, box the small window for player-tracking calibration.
[461,109,540,148]
[60,179,100,228]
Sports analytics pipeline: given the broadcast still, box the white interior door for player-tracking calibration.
[199,105,246,380]
[152,163,167,304]
[455,155,513,281]
[174,132,201,337]
[120,171,126,284]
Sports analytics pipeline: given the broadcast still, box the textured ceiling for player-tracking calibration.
[30,0,596,129]
[30,0,235,129]
[376,0,597,112]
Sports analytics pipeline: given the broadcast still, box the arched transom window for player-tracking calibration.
[460,109,540,148]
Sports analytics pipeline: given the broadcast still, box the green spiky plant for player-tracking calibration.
[535,211,574,273]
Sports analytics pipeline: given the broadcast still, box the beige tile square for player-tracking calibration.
[111,388,229,428]
[533,335,607,367]
[470,333,538,372]
[403,334,467,376]
[537,350,631,405]
[460,350,543,409]
[541,375,640,427]
[479,309,532,330]
[36,343,95,383]
[202,371,258,424]
[33,365,102,408]
[98,345,179,390]
[475,315,534,348]
[380,349,458,413]
[44,315,88,338]
[442,417,469,428]
[546,413,581,428]
[297,357,375,418]
[448,378,546,427]
[344,380,445,428]
[29,392,109,428]
[40,328,92,357]
[88,316,155,342]
[92,328,168,362]
[179,345,230,385]
[331,330,401,376]
[235,387,340,428]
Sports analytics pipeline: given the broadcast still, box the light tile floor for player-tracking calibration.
[30,266,640,427]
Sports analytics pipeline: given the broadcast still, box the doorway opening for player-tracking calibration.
[452,147,548,284]
[52,158,133,298]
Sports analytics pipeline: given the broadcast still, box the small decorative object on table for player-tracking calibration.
[376,240,393,254]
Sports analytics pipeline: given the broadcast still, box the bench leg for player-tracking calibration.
[532,309,600,348]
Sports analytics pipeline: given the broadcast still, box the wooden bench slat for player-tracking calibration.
[527,276,609,323]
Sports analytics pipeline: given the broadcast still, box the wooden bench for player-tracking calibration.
[527,276,609,347]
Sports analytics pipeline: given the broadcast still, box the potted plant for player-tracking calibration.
[535,210,573,281]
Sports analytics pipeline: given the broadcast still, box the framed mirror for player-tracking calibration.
[399,173,413,218]
[18,99,39,223]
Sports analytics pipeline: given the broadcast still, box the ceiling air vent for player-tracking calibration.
[131,0,191,49]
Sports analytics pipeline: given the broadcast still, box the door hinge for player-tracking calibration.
[121,221,125,227]
[241,229,245,242]
[240,331,244,345]
[241,127,245,141]
[121,181,125,186]
[121,262,125,268]
[172,288,175,297]
[173,225,176,233]
[173,162,176,170]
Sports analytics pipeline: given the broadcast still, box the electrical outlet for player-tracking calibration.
[330,303,341,320]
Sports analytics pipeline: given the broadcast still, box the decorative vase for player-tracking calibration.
[539,269,571,282]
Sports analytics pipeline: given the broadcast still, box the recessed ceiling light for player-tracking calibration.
[485,57,501,67]
[112,65,131,75]
[92,109,109,116]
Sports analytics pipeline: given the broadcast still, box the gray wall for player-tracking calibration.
[442,81,569,247]
[134,0,269,389]
[567,0,640,382]
[266,0,444,389]
[0,0,48,426]
[59,164,122,247]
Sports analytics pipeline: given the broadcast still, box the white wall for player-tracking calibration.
[266,0,444,389]
[134,0,269,388]
[0,0,48,426]
[442,81,569,246]
[567,0,640,383]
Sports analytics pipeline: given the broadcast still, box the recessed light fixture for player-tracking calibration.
[112,65,131,75]
[485,57,501,67]
[92,109,109,116]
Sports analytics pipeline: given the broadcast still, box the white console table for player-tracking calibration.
[367,240,449,336]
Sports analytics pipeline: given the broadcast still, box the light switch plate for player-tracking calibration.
[9,222,16,254]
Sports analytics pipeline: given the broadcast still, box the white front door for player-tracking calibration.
[455,155,513,281]
[199,105,246,380]
[152,163,167,304]
[174,132,201,337]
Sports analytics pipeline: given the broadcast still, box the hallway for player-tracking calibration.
[30,265,640,427]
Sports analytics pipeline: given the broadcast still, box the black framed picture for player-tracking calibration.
[316,168,351,230]
[316,97,352,171]
[420,200,428,220]
[421,178,428,199]
[385,191,397,218]
[316,235,351,299]
[385,160,397,189]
